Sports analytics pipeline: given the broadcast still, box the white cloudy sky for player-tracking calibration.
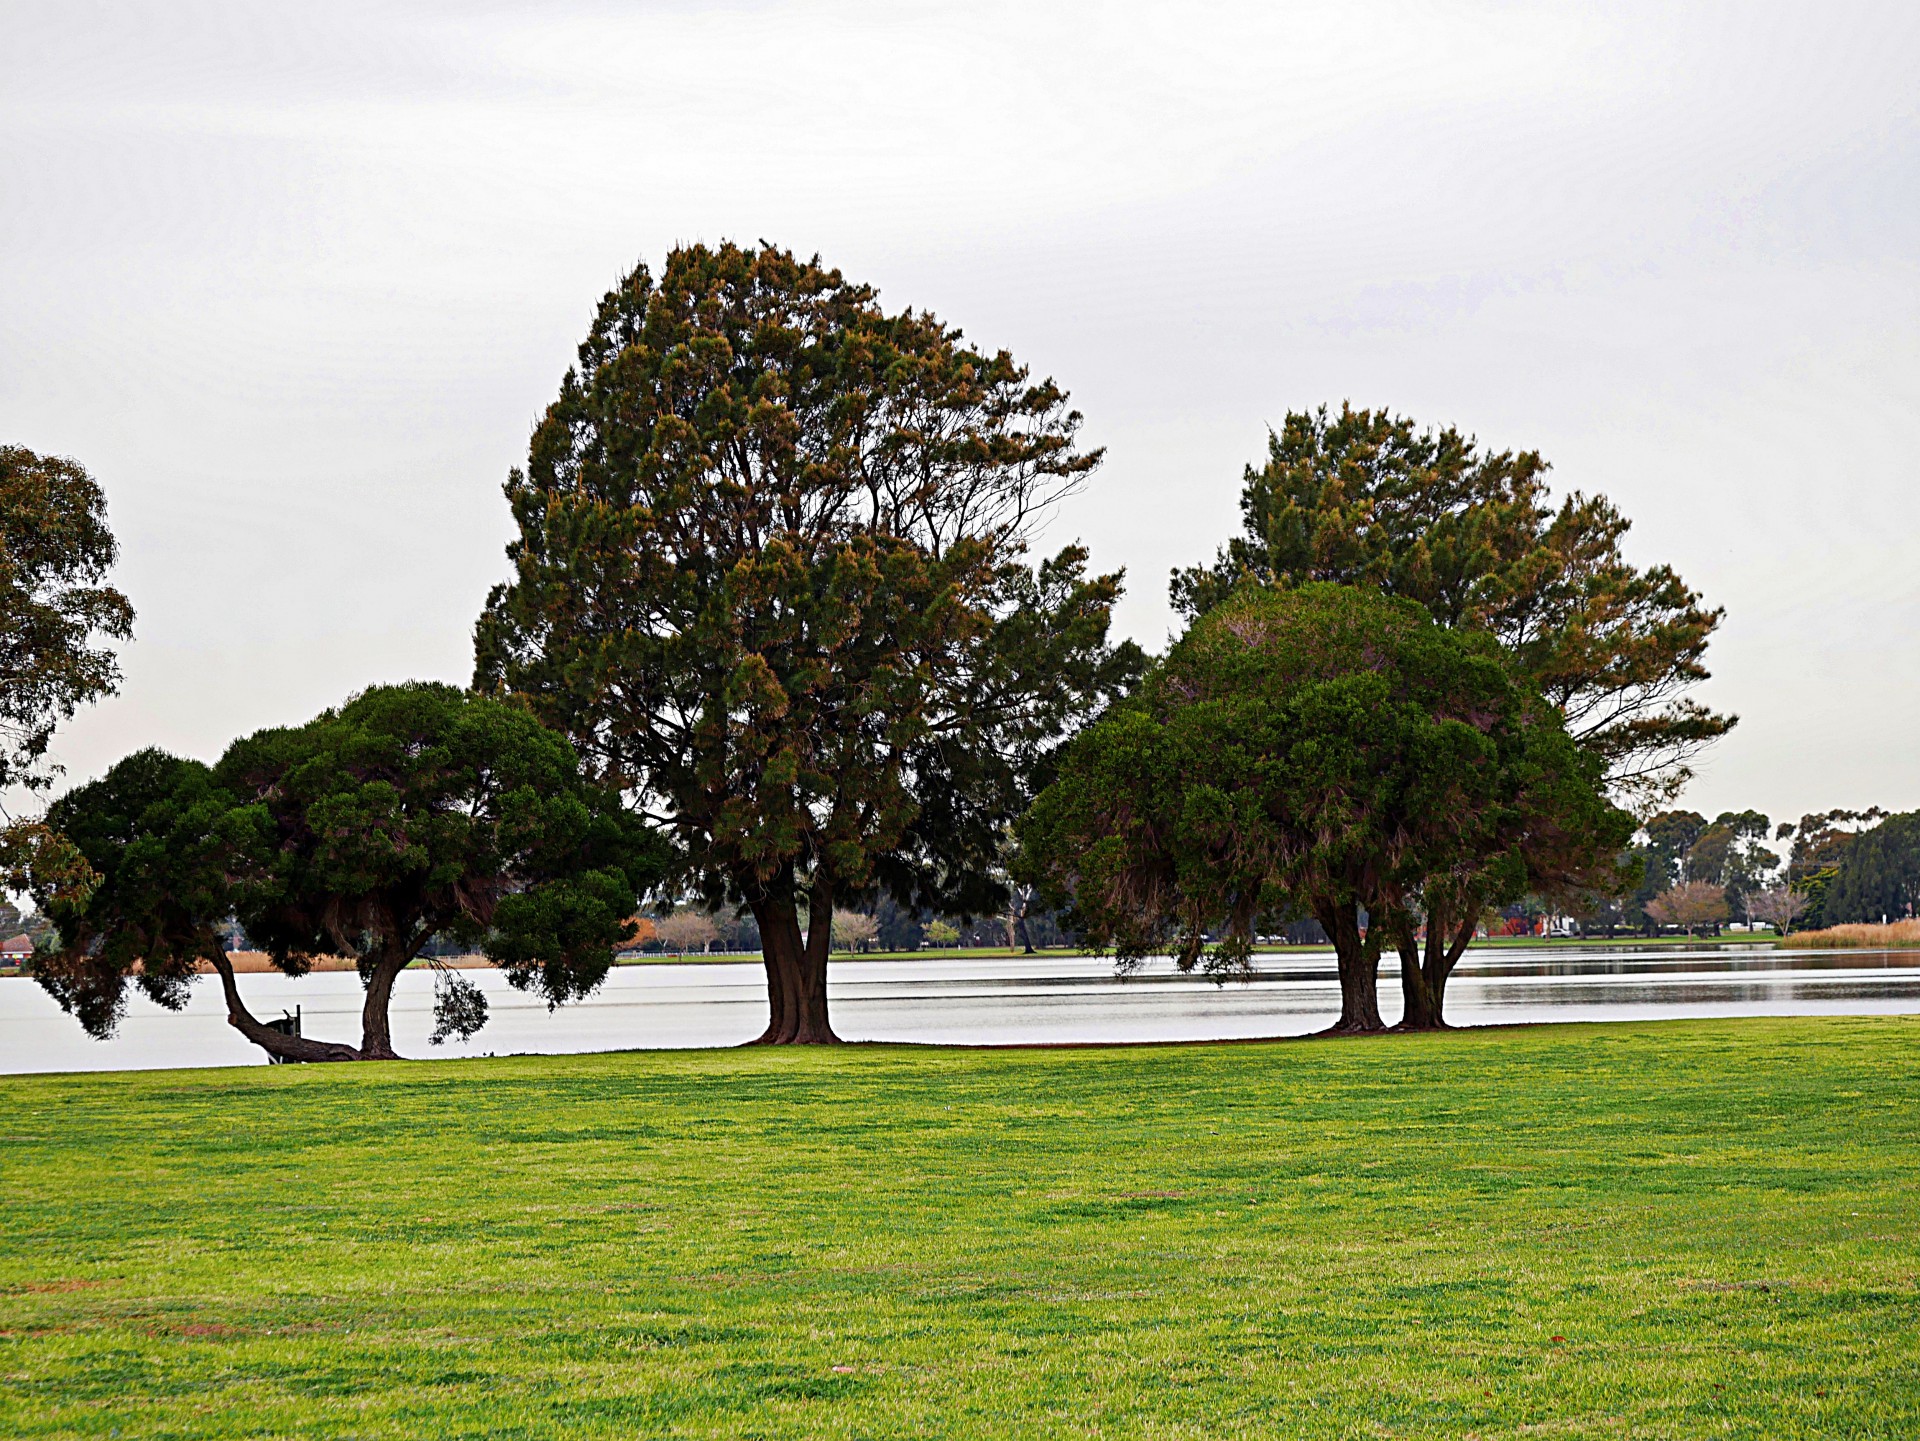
[4,0,1917,832]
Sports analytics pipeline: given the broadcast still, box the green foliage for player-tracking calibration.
[1170,405,1731,801]
[475,241,1140,1040]
[0,446,135,797]
[27,684,664,1057]
[1827,812,1920,924]
[3,1020,1918,1437]
[1019,584,1632,1028]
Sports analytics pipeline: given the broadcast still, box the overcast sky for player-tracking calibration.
[5,0,1917,834]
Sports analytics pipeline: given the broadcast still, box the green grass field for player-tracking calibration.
[4,1017,1917,1438]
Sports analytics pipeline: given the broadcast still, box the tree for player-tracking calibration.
[1018,583,1631,1033]
[1170,405,1731,802]
[29,684,663,1061]
[617,914,659,954]
[0,447,136,897]
[476,241,1141,1043]
[1826,813,1920,924]
[1644,880,1729,935]
[1778,808,1886,927]
[1680,809,1778,918]
[1746,885,1809,935]
[830,908,879,952]
[0,446,135,799]
[654,909,720,954]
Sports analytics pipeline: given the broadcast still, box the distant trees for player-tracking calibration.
[1171,405,1731,804]
[28,684,663,1061]
[653,910,719,955]
[829,908,879,952]
[477,241,1140,1042]
[1645,881,1730,936]
[1019,584,1631,1031]
[1745,886,1809,935]
[1824,813,1920,925]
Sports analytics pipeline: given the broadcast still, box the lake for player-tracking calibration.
[4,943,1919,1074]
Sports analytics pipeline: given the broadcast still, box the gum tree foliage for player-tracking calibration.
[1018,584,1631,1032]
[1170,405,1731,804]
[1777,807,1887,928]
[29,684,662,1061]
[475,242,1141,1043]
[1826,812,1920,924]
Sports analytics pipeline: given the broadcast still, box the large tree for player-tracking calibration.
[30,684,661,1061]
[0,446,134,798]
[476,242,1141,1043]
[0,446,135,890]
[1017,584,1630,1032]
[1171,405,1731,803]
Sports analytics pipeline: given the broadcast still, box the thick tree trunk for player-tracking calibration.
[357,949,410,1060]
[1393,903,1479,1031]
[1391,910,1441,1031]
[208,949,362,1063]
[1315,899,1385,1033]
[748,877,839,1044]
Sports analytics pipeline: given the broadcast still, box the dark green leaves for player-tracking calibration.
[0,446,134,797]
[1171,405,1731,802]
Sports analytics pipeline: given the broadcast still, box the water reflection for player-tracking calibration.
[3,944,1917,1074]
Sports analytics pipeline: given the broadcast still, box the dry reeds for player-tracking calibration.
[190,952,495,974]
[1792,919,1920,949]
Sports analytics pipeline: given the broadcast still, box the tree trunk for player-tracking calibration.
[747,875,839,1044]
[357,947,410,1060]
[208,949,362,1063]
[1315,899,1385,1033]
[1396,904,1478,1031]
[1391,909,1440,1031]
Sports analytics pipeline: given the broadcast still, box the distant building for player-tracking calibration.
[0,934,33,960]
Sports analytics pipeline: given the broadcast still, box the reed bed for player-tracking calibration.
[1793,918,1920,948]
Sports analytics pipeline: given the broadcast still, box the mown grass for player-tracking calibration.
[3,1016,1917,1438]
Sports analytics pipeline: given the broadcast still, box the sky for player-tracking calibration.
[4,0,1917,838]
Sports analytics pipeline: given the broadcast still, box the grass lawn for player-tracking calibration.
[3,1018,1917,1438]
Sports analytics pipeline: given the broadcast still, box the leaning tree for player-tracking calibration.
[476,242,1141,1043]
[1171,405,1731,804]
[30,684,662,1061]
[1018,583,1629,1032]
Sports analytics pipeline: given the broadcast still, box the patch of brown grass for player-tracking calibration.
[189,951,496,973]
[1793,919,1920,948]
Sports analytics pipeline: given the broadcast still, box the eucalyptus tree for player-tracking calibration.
[476,241,1140,1043]
[1018,584,1629,1032]
[1171,405,1731,803]
[29,684,661,1061]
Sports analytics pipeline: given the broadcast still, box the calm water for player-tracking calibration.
[4,944,1918,1074]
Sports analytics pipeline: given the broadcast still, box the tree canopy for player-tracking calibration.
[0,446,135,798]
[30,683,663,1061]
[1170,405,1731,802]
[476,241,1141,1042]
[1017,583,1631,1032]
[1826,812,1920,925]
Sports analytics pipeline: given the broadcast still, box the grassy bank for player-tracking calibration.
[4,1018,1917,1438]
